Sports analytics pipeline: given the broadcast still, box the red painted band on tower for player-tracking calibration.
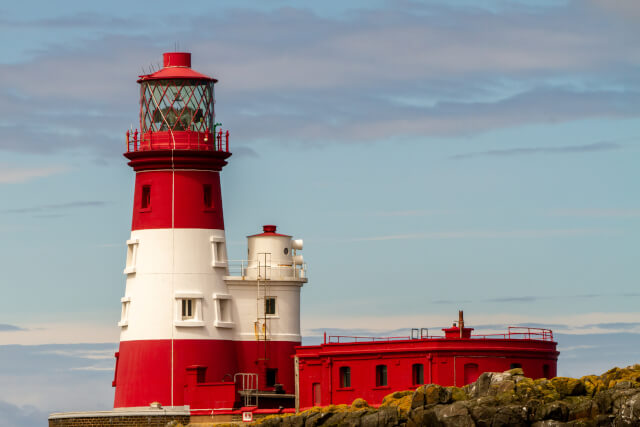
[114,339,300,408]
[131,170,225,230]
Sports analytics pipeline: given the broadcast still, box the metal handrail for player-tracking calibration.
[325,326,554,344]
[126,129,230,153]
[226,259,307,280]
[234,372,258,407]
[327,335,411,344]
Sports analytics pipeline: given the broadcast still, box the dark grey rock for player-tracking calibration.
[469,403,497,426]
[304,412,332,427]
[491,405,528,426]
[614,392,640,426]
[434,401,474,426]
[323,411,348,426]
[536,401,570,422]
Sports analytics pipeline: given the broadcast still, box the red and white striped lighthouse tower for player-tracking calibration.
[113,52,234,408]
[113,52,308,411]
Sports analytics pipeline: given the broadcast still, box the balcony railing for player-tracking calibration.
[325,327,554,344]
[226,260,307,280]
[126,129,230,153]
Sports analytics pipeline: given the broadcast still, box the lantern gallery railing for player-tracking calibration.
[126,129,230,152]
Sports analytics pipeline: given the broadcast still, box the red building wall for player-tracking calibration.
[296,333,558,408]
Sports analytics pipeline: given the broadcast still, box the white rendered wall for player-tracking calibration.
[226,231,306,343]
[225,280,303,343]
[119,228,233,342]
[245,235,302,279]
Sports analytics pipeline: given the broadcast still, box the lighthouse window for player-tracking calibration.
[213,294,234,328]
[376,365,388,387]
[412,364,424,385]
[203,184,213,209]
[174,293,204,327]
[124,239,139,274]
[510,363,522,370]
[339,367,351,388]
[210,236,227,268]
[118,297,131,327]
[141,185,151,210]
[182,299,194,319]
[141,80,213,133]
[265,297,276,316]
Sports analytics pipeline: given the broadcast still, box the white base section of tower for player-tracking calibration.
[119,228,230,342]
[118,228,306,343]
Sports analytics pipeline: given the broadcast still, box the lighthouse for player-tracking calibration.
[112,52,307,410]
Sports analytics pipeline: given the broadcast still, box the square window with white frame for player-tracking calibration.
[174,293,204,327]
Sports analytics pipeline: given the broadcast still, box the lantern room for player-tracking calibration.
[126,52,229,152]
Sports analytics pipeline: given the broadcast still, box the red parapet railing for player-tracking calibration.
[324,326,554,344]
[126,129,230,153]
[326,334,412,344]
[470,327,554,342]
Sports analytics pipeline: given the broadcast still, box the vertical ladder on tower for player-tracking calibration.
[255,253,271,363]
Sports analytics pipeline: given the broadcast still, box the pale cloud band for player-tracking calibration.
[0,1,639,155]
[349,228,614,242]
[301,311,640,337]
[0,165,68,184]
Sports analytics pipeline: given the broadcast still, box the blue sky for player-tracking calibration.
[0,0,639,425]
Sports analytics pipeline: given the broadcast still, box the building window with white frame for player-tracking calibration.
[265,296,276,316]
[174,293,204,327]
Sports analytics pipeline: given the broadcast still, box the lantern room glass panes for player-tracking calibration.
[141,79,214,133]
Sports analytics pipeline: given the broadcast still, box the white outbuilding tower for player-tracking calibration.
[225,225,307,393]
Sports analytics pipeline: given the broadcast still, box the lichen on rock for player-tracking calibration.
[249,364,640,426]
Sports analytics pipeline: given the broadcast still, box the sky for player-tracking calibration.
[0,0,639,425]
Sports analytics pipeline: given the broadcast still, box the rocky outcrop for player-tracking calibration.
[252,364,640,426]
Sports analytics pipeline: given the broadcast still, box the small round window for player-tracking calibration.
[284,248,289,255]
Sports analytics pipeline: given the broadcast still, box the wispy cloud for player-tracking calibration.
[583,322,640,331]
[0,324,25,332]
[0,166,68,183]
[450,141,621,160]
[0,400,47,427]
[487,296,545,303]
[548,208,640,218]
[0,323,118,345]
[69,365,113,371]
[485,294,624,304]
[1,201,109,214]
[302,311,640,336]
[39,348,114,360]
[432,299,472,304]
[0,13,138,29]
[350,228,612,241]
[0,1,639,155]
[374,210,447,217]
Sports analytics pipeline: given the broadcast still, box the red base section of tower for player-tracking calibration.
[113,339,299,409]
